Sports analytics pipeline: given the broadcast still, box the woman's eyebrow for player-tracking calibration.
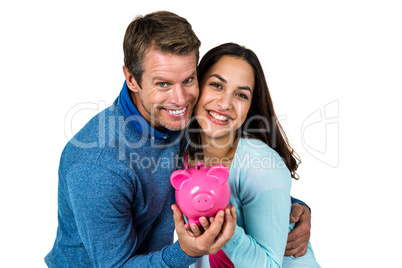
[209,74,227,83]
[210,74,251,92]
[238,86,251,92]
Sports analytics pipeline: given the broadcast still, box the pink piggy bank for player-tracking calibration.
[170,161,231,226]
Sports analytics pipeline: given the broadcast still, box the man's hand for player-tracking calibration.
[183,206,231,238]
[172,204,237,257]
[285,203,311,258]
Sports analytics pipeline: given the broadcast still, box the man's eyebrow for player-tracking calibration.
[152,71,197,83]
[152,76,168,82]
[183,71,197,81]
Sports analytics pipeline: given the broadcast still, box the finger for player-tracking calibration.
[224,206,237,224]
[230,206,237,221]
[171,204,183,221]
[213,206,237,250]
[286,232,310,251]
[213,208,232,243]
[289,203,304,223]
[171,205,186,234]
[190,223,203,237]
[294,245,308,258]
[199,217,210,231]
[220,206,236,237]
[184,224,197,238]
[203,210,225,239]
[285,242,308,257]
[287,221,311,242]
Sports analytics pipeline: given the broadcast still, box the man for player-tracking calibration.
[45,11,311,267]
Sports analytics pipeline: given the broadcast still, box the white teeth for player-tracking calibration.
[208,111,229,121]
[167,107,186,115]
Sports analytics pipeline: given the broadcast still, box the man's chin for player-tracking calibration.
[152,117,190,132]
[161,120,190,131]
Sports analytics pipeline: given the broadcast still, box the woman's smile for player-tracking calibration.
[206,110,233,125]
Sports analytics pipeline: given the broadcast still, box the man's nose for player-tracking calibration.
[169,85,186,106]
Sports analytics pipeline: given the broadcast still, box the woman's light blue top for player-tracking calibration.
[193,138,320,268]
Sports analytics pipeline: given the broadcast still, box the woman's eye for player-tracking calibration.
[236,93,249,100]
[210,82,222,89]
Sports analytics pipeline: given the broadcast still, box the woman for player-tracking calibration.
[184,43,320,267]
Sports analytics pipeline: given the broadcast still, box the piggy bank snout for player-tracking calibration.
[192,193,214,212]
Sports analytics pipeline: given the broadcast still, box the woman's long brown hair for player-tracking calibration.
[186,43,301,179]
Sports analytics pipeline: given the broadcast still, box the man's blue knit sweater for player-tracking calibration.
[45,83,198,267]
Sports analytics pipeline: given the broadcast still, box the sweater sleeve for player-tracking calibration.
[66,164,197,268]
[222,148,292,268]
[291,196,311,212]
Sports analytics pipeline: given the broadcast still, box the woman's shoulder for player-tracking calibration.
[236,138,283,160]
[234,138,290,176]
[231,138,291,199]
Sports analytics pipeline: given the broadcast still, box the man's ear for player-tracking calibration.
[122,65,141,93]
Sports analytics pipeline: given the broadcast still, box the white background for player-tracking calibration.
[1,0,401,267]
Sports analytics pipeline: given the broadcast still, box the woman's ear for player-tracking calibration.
[122,65,140,93]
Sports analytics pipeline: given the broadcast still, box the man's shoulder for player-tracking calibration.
[60,101,126,169]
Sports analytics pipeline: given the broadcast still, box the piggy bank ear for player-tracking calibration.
[207,164,229,185]
[170,170,191,190]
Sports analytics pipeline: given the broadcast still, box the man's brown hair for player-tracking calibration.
[123,11,201,87]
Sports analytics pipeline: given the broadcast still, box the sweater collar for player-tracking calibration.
[120,81,170,140]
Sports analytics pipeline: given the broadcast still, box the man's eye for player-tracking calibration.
[183,77,193,84]
[157,82,168,88]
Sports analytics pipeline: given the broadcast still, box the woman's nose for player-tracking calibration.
[217,93,232,110]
